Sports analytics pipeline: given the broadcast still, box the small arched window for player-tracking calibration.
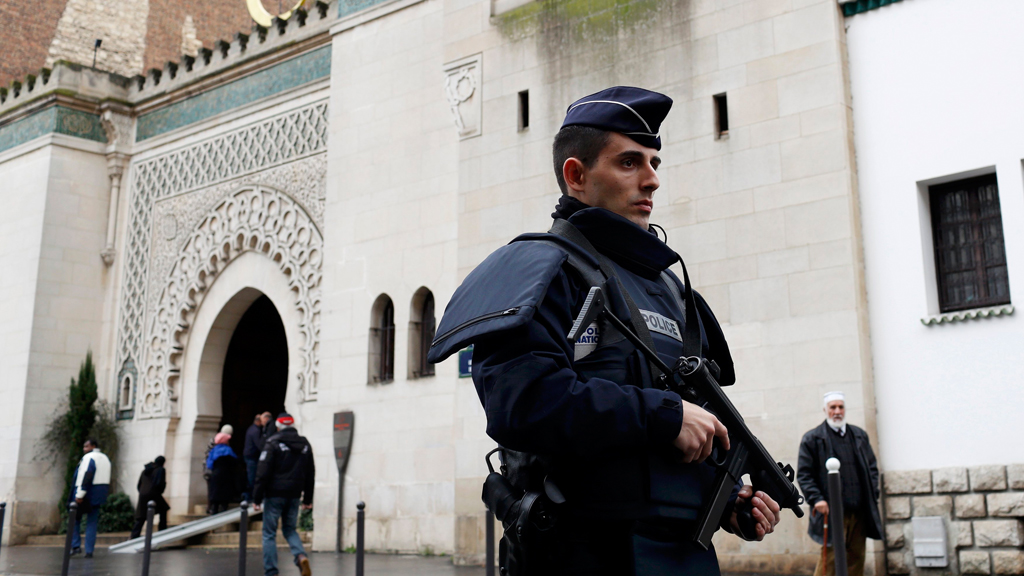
[116,360,137,419]
[369,295,395,384]
[409,288,436,379]
[119,374,133,410]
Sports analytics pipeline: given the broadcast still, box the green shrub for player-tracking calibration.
[58,492,135,534]
[38,352,122,534]
[299,508,314,532]
[99,492,135,533]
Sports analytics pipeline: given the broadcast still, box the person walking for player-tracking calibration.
[244,413,272,501]
[68,438,111,558]
[131,456,169,538]
[253,413,314,576]
[797,391,883,576]
[206,431,242,514]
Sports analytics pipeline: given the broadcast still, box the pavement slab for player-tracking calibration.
[0,546,486,576]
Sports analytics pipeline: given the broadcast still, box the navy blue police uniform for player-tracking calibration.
[428,87,741,575]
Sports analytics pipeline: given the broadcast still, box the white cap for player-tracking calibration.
[823,391,845,407]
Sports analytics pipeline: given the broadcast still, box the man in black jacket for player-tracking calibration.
[131,456,169,538]
[797,392,883,576]
[244,412,272,501]
[253,413,315,576]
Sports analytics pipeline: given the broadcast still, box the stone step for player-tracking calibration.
[25,531,132,547]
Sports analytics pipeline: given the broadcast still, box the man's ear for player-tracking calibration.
[563,157,586,195]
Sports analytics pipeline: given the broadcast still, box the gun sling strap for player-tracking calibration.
[544,218,704,379]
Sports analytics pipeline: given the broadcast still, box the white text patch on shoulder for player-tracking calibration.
[639,309,682,342]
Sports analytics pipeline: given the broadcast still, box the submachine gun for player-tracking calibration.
[568,286,805,550]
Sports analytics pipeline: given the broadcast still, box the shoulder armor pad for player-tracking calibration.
[428,239,569,363]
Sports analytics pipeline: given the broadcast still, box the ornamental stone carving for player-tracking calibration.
[443,54,482,139]
[138,186,322,418]
[116,101,328,415]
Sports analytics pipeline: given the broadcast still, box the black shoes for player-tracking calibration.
[84,553,93,558]
[70,547,82,556]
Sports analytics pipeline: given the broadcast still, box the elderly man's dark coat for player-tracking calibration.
[797,422,883,543]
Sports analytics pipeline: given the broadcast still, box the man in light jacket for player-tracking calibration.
[69,438,112,558]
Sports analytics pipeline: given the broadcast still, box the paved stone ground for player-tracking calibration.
[0,547,487,576]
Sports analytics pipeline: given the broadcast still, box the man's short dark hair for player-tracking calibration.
[552,125,611,194]
[86,438,99,448]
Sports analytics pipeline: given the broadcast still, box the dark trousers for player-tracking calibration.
[130,511,168,539]
[502,516,720,576]
[245,458,258,500]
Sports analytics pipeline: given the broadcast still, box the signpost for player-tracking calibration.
[333,411,355,553]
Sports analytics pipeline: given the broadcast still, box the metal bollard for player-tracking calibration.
[238,501,248,576]
[141,501,155,576]
[485,510,495,576]
[825,458,849,576]
[61,502,78,576]
[355,501,365,576]
[0,501,6,559]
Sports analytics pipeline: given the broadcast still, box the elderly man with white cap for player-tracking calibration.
[797,392,883,576]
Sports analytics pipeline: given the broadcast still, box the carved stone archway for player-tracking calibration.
[139,185,322,419]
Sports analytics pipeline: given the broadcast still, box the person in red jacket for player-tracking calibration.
[253,413,315,576]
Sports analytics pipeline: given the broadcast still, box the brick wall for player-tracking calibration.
[1,0,261,90]
[884,465,1024,575]
[142,0,254,74]
[0,0,69,89]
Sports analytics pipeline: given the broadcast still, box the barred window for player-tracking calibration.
[409,288,436,379]
[369,295,395,384]
[929,174,1011,313]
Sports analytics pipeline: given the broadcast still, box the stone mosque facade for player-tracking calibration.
[2,0,1023,574]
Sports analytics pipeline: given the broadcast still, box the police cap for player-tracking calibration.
[560,86,673,150]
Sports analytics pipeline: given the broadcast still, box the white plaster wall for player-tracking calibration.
[0,146,51,544]
[323,0,461,555]
[847,0,1024,471]
[19,144,111,529]
[0,142,110,541]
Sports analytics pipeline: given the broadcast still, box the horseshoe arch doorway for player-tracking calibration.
[220,294,288,457]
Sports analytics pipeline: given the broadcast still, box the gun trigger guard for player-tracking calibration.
[707,441,729,468]
[485,448,503,475]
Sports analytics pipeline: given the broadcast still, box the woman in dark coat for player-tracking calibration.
[206,432,242,514]
[131,456,170,538]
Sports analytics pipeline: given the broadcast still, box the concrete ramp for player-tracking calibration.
[108,507,261,554]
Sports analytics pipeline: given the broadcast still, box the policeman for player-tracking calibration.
[429,87,782,574]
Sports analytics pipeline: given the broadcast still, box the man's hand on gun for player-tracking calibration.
[672,403,782,541]
[674,401,730,463]
[731,486,782,541]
